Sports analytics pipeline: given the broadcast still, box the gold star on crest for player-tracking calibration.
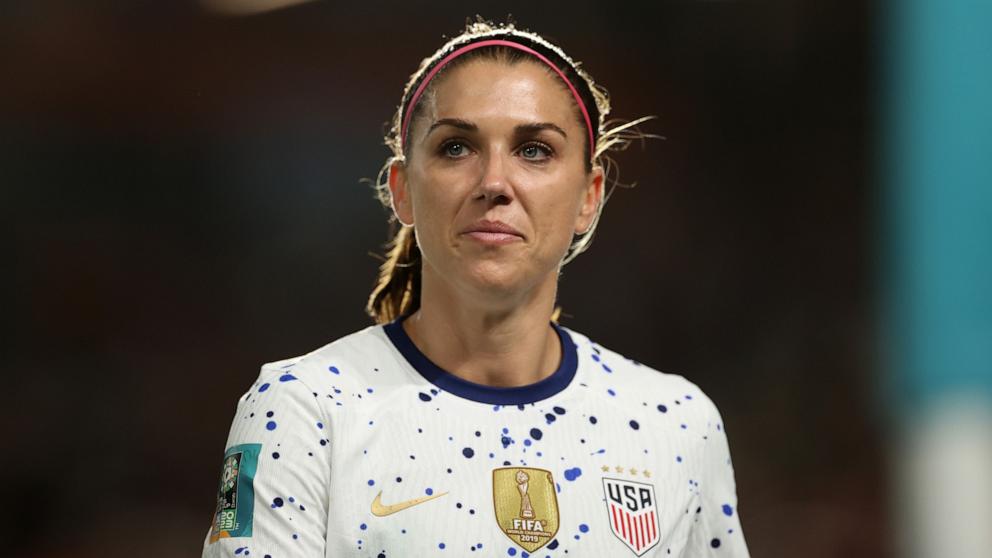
[629,468,638,476]
[614,465,624,473]
[643,470,652,478]
[601,465,610,472]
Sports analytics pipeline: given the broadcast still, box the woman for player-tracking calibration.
[203,19,749,557]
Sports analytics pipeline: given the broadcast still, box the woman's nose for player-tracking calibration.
[476,150,513,204]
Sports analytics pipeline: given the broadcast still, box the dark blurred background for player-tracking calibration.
[2,0,883,556]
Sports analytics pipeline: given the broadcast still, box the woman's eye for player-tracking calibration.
[442,141,469,158]
[519,142,552,161]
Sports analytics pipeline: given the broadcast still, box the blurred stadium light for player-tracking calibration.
[201,0,318,16]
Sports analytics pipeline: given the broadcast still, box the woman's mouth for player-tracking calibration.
[461,219,525,245]
[463,231,523,245]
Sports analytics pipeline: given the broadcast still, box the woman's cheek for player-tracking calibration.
[411,181,444,222]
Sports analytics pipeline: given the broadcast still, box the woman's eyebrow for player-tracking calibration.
[425,119,567,139]
[514,122,567,139]
[427,118,477,137]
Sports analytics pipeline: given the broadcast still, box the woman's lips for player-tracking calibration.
[461,219,524,245]
[463,231,523,245]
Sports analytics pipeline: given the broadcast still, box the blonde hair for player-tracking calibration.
[366,17,659,324]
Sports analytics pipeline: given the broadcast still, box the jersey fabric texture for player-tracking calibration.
[202,315,750,557]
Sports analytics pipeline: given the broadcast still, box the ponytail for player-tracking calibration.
[366,224,422,324]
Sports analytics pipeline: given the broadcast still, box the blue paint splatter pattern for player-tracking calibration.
[202,324,749,557]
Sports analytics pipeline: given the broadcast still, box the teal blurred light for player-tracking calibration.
[883,0,992,408]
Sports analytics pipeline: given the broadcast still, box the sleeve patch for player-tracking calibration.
[209,443,261,543]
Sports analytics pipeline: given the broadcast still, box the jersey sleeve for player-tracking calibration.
[684,393,751,557]
[202,366,331,557]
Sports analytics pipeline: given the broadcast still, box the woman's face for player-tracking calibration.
[389,58,603,300]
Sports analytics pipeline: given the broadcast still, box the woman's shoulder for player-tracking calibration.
[249,323,396,392]
[560,324,727,422]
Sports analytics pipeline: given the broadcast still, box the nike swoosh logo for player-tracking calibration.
[370,490,448,517]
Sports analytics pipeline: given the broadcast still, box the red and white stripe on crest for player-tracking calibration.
[609,502,658,554]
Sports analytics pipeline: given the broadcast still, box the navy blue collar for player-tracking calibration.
[383,314,578,405]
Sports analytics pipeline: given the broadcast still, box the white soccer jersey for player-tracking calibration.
[202,316,750,557]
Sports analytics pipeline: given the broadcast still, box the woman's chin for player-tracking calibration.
[461,261,529,295]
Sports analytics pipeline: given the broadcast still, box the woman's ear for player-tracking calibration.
[575,164,605,234]
[388,160,415,226]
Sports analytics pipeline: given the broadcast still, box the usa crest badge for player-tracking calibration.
[492,467,560,552]
[603,477,660,555]
[209,443,261,543]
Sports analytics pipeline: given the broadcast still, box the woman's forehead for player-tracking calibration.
[425,59,579,131]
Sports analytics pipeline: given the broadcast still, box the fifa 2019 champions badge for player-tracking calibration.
[209,443,261,543]
[492,467,560,553]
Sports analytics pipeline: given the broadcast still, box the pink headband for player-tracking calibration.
[400,39,596,158]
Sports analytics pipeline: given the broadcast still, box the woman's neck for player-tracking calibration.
[402,265,562,388]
